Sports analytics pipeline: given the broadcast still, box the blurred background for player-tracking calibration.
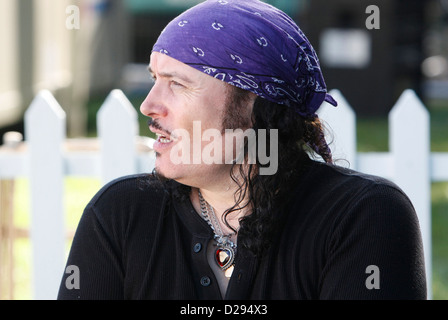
[1,0,447,137]
[0,0,447,299]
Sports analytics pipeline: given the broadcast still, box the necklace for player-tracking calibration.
[198,190,236,277]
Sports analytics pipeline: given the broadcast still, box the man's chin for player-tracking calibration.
[153,160,172,182]
[153,156,179,183]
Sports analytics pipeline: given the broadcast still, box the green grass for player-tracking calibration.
[86,94,150,138]
[432,182,448,299]
[357,100,448,153]
[4,98,448,300]
[428,100,448,152]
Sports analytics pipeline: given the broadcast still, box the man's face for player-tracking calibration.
[140,52,253,188]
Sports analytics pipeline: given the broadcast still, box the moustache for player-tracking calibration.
[147,118,172,136]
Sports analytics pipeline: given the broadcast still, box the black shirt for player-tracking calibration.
[57,160,426,299]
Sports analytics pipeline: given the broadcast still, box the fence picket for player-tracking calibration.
[97,89,139,184]
[24,90,66,300]
[389,89,431,298]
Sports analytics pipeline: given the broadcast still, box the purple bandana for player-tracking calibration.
[152,0,337,118]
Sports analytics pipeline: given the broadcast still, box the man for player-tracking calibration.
[58,0,426,299]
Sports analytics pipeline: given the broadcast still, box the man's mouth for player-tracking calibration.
[149,119,174,145]
[155,133,173,144]
[148,119,174,143]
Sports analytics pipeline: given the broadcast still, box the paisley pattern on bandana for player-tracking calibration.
[152,0,337,118]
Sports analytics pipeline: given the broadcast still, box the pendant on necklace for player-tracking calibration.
[225,265,234,278]
[215,245,235,271]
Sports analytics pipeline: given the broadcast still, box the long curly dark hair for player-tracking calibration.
[159,86,333,257]
[221,87,333,256]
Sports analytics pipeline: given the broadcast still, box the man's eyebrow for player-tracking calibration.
[147,65,194,84]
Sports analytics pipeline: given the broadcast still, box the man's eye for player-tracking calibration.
[171,80,183,87]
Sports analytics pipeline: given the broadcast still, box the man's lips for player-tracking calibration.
[149,126,175,145]
[155,133,173,144]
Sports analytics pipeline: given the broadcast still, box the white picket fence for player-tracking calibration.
[0,88,446,299]
[0,90,155,300]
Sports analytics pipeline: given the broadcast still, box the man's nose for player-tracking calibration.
[140,82,168,119]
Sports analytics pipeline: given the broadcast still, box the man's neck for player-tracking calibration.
[190,182,250,236]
